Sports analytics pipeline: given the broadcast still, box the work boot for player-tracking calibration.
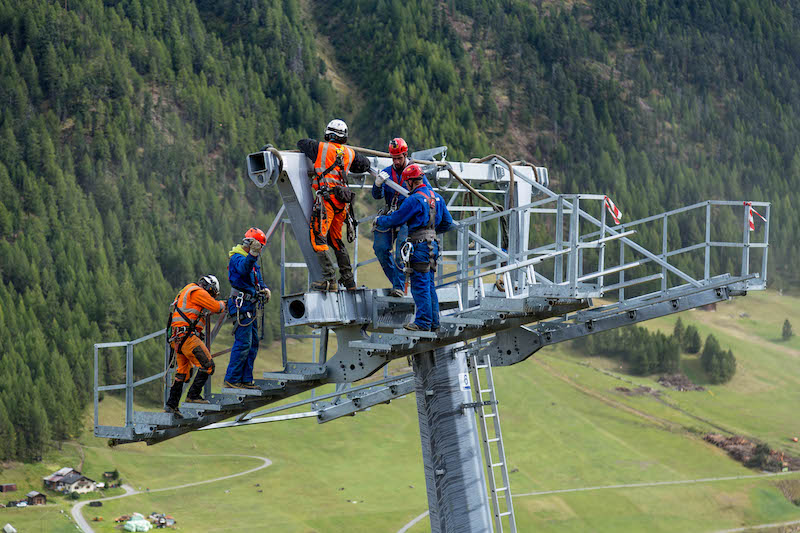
[224,380,245,389]
[164,381,184,418]
[340,277,356,291]
[388,288,405,298]
[164,405,184,419]
[403,322,428,332]
[185,396,210,404]
[241,382,259,389]
[310,280,333,292]
[185,371,209,403]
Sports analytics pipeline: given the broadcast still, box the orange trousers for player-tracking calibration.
[170,334,214,381]
[310,196,347,253]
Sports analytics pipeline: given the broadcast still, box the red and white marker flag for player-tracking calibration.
[604,196,622,225]
[744,202,766,231]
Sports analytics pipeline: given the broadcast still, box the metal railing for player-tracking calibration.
[431,195,769,311]
[94,329,167,431]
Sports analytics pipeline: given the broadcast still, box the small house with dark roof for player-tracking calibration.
[25,491,46,505]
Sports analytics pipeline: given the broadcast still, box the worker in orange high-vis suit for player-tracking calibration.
[297,119,372,291]
[164,275,227,418]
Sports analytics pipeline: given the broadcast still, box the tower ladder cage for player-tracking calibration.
[93,145,769,532]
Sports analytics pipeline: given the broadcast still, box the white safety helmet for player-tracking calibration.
[324,119,348,144]
[198,275,220,298]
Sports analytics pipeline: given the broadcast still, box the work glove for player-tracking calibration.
[249,239,263,256]
[259,287,271,303]
[375,170,389,187]
[218,301,226,314]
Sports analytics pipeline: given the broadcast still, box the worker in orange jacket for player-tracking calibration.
[297,119,371,291]
[164,275,227,417]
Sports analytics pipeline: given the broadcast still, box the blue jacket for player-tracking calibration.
[227,244,267,313]
[372,164,432,208]
[375,185,454,234]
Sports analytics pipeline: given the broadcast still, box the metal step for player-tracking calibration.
[263,363,327,382]
[393,328,439,339]
[221,379,286,396]
[182,401,223,411]
[133,411,199,427]
[262,372,319,381]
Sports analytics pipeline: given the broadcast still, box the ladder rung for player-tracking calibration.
[488,438,500,443]
[491,462,504,467]
[476,364,489,369]
[495,487,508,492]
[499,512,513,517]
[480,388,492,393]
[484,414,496,418]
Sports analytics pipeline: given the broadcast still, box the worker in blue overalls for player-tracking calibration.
[375,164,453,331]
[372,138,431,297]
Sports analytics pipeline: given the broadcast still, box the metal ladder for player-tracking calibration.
[469,351,517,532]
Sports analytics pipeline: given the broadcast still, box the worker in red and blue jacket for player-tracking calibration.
[371,138,431,297]
[375,164,453,331]
[224,227,271,389]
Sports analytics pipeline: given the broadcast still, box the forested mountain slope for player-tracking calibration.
[0,0,333,461]
[1,0,798,461]
[327,0,798,284]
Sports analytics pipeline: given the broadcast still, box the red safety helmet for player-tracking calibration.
[388,137,408,157]
[401,164,424,183]
[244,227,267,245]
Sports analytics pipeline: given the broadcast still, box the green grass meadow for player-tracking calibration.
[1,287,799,532]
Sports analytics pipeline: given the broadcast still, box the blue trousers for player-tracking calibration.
[373,224,408,291]
[225,318,259,384]
[409,240,440,330]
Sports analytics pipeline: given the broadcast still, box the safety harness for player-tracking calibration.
[229,287,267,329]
[403,188,438,286]
[310,144,358,242]
[165,286,207,374]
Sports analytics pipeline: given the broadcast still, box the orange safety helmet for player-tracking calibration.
[244,227,267,245]
[401,164,424,183]
[388,137,408,157]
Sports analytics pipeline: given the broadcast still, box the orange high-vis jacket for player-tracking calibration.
[171,283,224,332]
[313,142,355,190]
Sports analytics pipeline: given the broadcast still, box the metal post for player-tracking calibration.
[742,203,751,276]
[204,316,212,399]
[125,343,134,428]
[353,221,359,285]
[661,215,668,294]
[475,209,483,299]
[619,234,625,301]
[761,204,770,282]
[413,347,493,533]
[163,338,172,407]
[704,202,711,281]
[598,205,607,288]
[459,224,469,309]
[555,197,564,283]
[280,222,288,368]
[568,197,580,296]
[94,345,99,428]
